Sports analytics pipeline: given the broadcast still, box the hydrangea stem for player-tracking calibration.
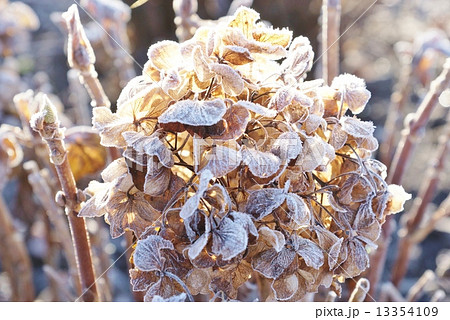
[0,194,35,301]
[31,97,98,302]
[367,58,450,298]
[321,0,341,85]
[391,113,450,287]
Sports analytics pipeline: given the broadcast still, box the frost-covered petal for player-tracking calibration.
[245,188,286,220]
[133,235,174,272]
[212,216,248,261]
[387,184,412,214]
[242,147,281,178]
[158,99,227,127]
[271,132,302,162]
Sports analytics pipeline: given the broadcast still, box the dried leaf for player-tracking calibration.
[65,127,107,181]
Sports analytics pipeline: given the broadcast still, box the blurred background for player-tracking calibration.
[0,0,449,301]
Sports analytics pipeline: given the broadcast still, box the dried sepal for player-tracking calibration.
[242,147,281,178]
[331,74,371,114]
[159,99,227,128]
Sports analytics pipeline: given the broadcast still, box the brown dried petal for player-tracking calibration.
[147,40,182,71]
[271,273,298,301]
[340,116,375,138]
[293,236,324,270]
[209,261,252,299]
[144,165,171,196]
[186,268,212,296]
[92,107,134,148]
[122,131,174,168]
[129,268,157,292]
[245,188,286,220]
[221,45,254,65]
[252,247,295,279]
[228,6,259,38]
[152,293,187,302]
[329,124,348,150]
[134,235,174,272]
[179,170,213,219]
[259,226,286,252]
[242,147,281,178]
[210,63,244,96]
[211,105,250,140]
[296,136,333,172]
[271,132,302,162]
[285,193,311,226]
[235,100,277,118]
[200,144,242,178]
[252,27,292,48]
[331,74,371,114]
[339,239,369,278]
[212,216,248,260]
[105,191,160,238]
[144,277,183,302]
[192,45,213,82]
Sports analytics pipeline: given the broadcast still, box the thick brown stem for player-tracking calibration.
[380,62,413,168]
[321,0,341,85]
[391,115,450,286]
[55,149,98,302]
[367,58,450,297]
[25,161,81,295]
[79,70,111,108]
[0,195,35,301]
[31,97,99,302]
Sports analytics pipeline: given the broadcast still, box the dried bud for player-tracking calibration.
[62,4,95,72]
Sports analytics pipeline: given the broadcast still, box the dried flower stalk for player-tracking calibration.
[410,193,450,244]
[321,0,341,84]
[0,195,35,301]
[380,57,413,167]
[406,270,434,302]
[24,160,80,295]
[30,95,98,302]
[367,58,450,296]
[391,112,450,286]
[80,0,136,86]
[348,278,370,302]
[379,282,405,302]
[62,5,110,109]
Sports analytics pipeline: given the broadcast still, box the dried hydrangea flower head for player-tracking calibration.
[83,7,411,301]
